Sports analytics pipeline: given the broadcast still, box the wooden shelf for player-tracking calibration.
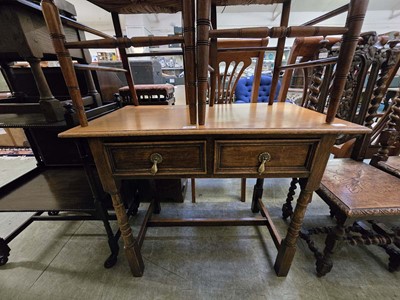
[0,167,96,212]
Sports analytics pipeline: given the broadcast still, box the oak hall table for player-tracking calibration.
[59,102,370,277]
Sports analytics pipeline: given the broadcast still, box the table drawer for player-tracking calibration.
[105,141,206,176]
[214,139,317,176]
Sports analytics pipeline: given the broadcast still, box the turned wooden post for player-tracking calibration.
[268,0,291,105]
[182,0,197,124]
[41,0,88,126]
[325,0,369,123]
[83,69,102,106]
[111,12,139,106]
[197,0,211,125]
[28,57,65,122]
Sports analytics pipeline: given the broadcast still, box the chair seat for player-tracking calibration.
[119,84,174,93]
[318,159,400,218]
[376,156,400,178]
[119,84,175,105]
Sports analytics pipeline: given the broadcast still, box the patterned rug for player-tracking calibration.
[0,147,33,156]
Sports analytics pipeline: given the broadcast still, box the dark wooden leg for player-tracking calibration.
[387,247,400,272]
[274,189,312,276]
[240,178,246,202]
[191,178,196,203]
[282,177,298,219]
[28,58,65,122]
[316,218,346,277]
[91,197,120,269]
[251,178,264,213]
[150,180,161,214]
[84,70,102,106]
[0,238,10,266]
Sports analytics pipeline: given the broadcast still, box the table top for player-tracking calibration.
[59,103,370,138]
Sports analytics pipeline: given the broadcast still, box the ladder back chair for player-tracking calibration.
[196,0,369,207]
[191,37,268,203]
[196,0,369,125]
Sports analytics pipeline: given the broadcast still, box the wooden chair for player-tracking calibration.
[299,95,400,276]
[278,32,400,160]
[282,33,400,218]
[278,36,341,105]
[191,38,268,203]
[0,0,132,268]
[369,104,400,178]
[197,0,369,125]
[42,0,197,124]
[209,38,268,104]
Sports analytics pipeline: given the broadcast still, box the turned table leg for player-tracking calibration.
[89,138,144,276]
[274,189,313,276]
[110,190,144,276]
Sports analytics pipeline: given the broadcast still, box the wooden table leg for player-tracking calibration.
[110,191,144,276]
[89,138,144,276]
[274,134,336,276]
[274,189,313,276]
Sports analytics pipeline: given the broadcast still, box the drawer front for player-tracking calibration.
[214,139,317,175]
[105,141,206,176]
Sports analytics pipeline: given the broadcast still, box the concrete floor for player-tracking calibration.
[0,156,399,300]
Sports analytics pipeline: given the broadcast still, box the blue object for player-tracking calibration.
[234,75,281,103]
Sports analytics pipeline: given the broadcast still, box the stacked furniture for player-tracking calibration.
[41,0,371,278]
[0,0,132,268]
[278,32,400,275]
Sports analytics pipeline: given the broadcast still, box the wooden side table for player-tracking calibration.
[59,103,370,277]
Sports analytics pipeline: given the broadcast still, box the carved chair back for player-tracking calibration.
[281,32,400,158]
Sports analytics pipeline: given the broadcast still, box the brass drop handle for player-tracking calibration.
[150,153,163,175]
[258,152,271,175]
